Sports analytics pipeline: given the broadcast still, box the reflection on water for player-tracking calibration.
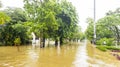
[0,44,78,67]
[73,40,89,67]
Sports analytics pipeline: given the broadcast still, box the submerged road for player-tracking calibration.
[73,40,89,67]
[72,40,116,67]
[0,40,116,67]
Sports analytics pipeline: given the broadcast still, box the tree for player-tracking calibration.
[85,18,94,41]
[13,23,28,44]
[55,0,78,46]
[106,9,120,45]
[0,12,10,24]
[24,0,61,47]
[0,8,28,45]
[98,14,120,45]
[4,7,27,24]
[14,37,21,51]
[24,0,79,47]
[0,1,10,24]
[85,18,114,45]
[0,24,14,45]
[86,8,120,46]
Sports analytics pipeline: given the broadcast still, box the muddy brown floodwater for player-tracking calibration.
[0,44,80,67]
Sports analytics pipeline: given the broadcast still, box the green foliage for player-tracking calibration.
[80,32,86,40]
[96,46,107,52]
[0,0,79,46]
[0,24,14,45]
[14,37,21,46]
[24,0,79,45]
[13,23,29,44]
[97,8,120,45]
[96,45,120,52]
[69,27,85,41]
[0,12,10,24]
[96,38,114,46]
[24,0,59,38]
[86,8,120,46]
[3,7,27,24]
[0,8,28,46]
[0,23,28,45]
[105,46,120,50]
[55,0,79,44]
[85,18,94,40]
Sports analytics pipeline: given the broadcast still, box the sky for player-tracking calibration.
[1,0,120,32]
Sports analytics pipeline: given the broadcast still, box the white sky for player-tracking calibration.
[1,0,120,32]
[70,0,120,32]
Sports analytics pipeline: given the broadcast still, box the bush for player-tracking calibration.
[96,38,114,46]
[0,42,3,46]
[14,37,21,46]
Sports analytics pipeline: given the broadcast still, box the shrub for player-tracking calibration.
[0,42,3,46]
[14,37,21,46]
[96,38,114,46]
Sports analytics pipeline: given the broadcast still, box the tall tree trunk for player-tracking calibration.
[55,39,58,47]
[48,39,50,47]
[39,38,42,48]
[40,33,42,48]
[43,36,45,48]
[60,37,63,45]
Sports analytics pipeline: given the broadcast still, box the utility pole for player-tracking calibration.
[93,0,96,44]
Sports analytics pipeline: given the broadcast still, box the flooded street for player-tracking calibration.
[73,40,89,67]
[0,41,116,67]
[0,0,120,66]
[0,44,80,67]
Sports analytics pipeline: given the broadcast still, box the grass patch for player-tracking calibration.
[96,45,120,52]
[96,46,107,51]
[105,46,120,50]
[87,42,120,66]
